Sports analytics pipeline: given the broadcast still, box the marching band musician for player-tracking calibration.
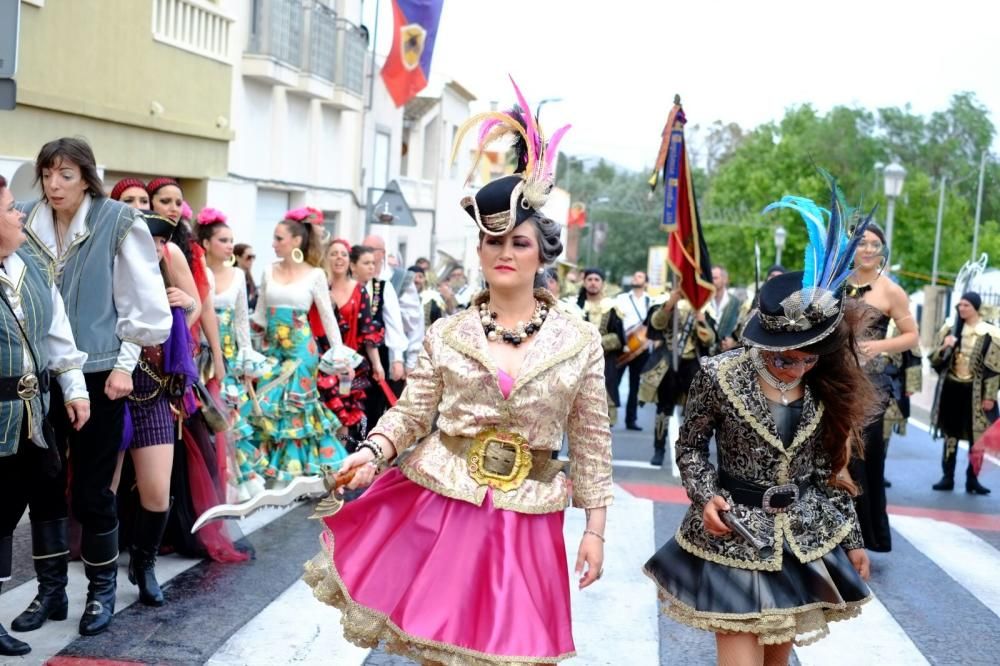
[639,288,715,467]
[577,268,626,426]
[615,270,652,430]
[706,265,744,354]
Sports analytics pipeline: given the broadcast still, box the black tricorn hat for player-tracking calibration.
[741,271,845,352]
[138,210,179,240]
[462,174,539,236]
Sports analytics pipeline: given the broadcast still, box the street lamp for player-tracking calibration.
[773,225,787,266]
[882,161,906,252]
[535,97,563,125]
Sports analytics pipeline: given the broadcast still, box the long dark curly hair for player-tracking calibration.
[801,299,880,495]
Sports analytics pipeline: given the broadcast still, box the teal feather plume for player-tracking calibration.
[761,196,828,288]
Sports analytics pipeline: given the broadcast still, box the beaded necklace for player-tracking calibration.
[750,348,801,405]
[480,299,548,346]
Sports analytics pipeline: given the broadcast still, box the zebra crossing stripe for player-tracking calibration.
[0,506,296,666]
[891,514,1000,617]
[794,593,929,666]
[205,580,370,666]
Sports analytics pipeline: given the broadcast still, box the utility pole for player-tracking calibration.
[931,177,947,286]
[971,150,988,261]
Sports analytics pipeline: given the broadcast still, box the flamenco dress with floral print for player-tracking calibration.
[249,265,348,481]
[213,267,268,500]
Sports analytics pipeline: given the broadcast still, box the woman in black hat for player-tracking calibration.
[645,179,876,663]
[304,81,613,665]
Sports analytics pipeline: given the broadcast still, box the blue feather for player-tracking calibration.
[819,185,844,287]
[828,207,876,291]
[762,196,827,289]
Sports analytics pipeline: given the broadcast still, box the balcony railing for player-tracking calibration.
[152,0,234,63]
[246,0,304,68]
[304,3,338,82]
[335,20,367,95]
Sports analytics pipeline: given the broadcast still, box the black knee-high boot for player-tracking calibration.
[966,463,992,495]
[11,517,69,632]
[0,535,31,656]
[79,524,119,636]
[129,504,170,606]
[932,438,958,491]
[650,411,670,467]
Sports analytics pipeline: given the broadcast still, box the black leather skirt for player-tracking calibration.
[644,538,870,646]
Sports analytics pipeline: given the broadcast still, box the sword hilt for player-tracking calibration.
[323,467,358,492]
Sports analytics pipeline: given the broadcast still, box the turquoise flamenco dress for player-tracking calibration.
[212,266,269,500]
[249,265,348,482]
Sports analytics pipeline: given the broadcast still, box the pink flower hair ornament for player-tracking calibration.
[180,200,194,221]
[197,207,228,225]
[284,206,324,225]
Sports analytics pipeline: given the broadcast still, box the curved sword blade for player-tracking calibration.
[191,475,327,533]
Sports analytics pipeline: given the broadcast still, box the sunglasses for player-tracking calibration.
[244,254,257,261]
[766,352,819,369]
[856,240,884,252]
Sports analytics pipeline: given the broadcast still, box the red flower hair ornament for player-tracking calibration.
[197,207,228,225]
[284,206,324,225]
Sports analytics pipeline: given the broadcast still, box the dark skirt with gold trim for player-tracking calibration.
[644,538,870,646]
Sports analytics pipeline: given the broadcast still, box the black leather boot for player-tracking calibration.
[650,412,669,467]
[966,464,992,495]
[128,505,170,606]
[11,518,69,632]
[0,537,31,656]
[79,525,119,636]
[932,438,958,491]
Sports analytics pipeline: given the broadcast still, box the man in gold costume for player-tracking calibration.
[577,268,625,426]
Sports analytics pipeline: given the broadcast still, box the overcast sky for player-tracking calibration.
[366,0,999,173]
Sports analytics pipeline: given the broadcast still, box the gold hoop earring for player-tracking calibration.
[227,255,237,267]
[291,248,305,264]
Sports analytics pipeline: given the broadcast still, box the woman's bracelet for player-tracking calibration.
[583,529,605,543]
[357,439,387,471]
[183,298,196,314]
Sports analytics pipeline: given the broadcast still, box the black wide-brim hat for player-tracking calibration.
[462,174,538,236]
[741,271,845,352]
[138,210,179,240]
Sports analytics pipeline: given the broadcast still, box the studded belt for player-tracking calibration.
[439,430,565,492]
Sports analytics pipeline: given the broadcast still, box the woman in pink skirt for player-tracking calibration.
[304,85,614,665]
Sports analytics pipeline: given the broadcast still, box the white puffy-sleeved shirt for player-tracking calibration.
[252,265,343,347]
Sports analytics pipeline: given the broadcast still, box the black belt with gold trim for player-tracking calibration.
[440,430,565,492]
[0,371,49,402]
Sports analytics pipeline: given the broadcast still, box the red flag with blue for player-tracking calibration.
[649,97,715,311]
[380,0,444,107]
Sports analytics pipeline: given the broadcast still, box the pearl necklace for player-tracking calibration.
[750,348,801,405]
[480,300,548,346]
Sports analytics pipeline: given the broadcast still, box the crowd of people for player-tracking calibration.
[1,88,997,666]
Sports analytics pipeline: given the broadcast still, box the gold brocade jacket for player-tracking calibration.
[369,291,615,515]
[930,321,1000,443]
[674,350,864,572]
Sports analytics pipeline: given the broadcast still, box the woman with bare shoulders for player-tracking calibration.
[844,223,919,553]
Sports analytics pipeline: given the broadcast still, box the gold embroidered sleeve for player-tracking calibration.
[811,449,864,551]
[368,333,444,454]
[984,335,1000,375]
[566,331,614,509]
[650,304,672,331]
[928,324,952,368]
[675,367,722,507]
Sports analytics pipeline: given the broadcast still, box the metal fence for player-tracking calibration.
[335,20,367,95]
[247,0,304,68]
[305,2,337,82]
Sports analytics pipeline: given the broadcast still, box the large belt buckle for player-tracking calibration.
[17,373,39,401]
[467,428,533,492]
[761,483,799,514]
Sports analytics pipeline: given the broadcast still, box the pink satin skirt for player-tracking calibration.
[304,467,576,665]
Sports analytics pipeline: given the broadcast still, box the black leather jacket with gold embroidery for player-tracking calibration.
[674,350,864,571]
